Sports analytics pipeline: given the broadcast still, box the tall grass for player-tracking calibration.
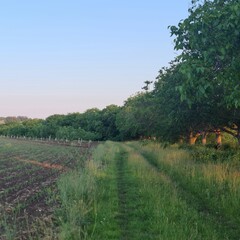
[123,144,221,239]
[56,141,120,239]
[133,141,240,238]
[87,141,226,239]
[57,170,96,240]
[56,146,97,240]
[89,141,121,239]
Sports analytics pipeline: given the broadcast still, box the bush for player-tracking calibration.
[188,145,240,164]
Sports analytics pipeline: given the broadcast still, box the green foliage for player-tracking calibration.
[189,146,236,163]
[56,126,99,141]
[100,105,121,140]
[116,92,156,140]
[0,105,121,141]
[144,0,240,143]
[153,61,217,142]
[170,0,240,117]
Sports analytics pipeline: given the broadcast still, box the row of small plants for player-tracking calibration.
[0,138,90,239]
[0,137,87,167]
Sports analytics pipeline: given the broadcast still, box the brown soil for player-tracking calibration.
[0,138,93,239]
[13,156,69,171]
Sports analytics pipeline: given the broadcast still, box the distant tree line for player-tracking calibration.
[1,0,240,145]
[0,105,121,141]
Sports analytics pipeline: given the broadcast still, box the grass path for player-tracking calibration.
[92,144,147,239]
[115,149,131,239]
[91,142,229,239]
[115,147,150,239]
[128,142,240,240]
[142,150,240,239]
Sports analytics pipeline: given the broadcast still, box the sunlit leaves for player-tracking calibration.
[169,0,240,109]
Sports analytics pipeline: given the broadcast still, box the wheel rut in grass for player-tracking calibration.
[116,149,130,239]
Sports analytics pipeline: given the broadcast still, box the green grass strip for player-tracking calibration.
[90,142,121,240]
[130,142,240,239]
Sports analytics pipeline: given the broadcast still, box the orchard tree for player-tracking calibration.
[170,0,240,106]
[116,92,156,140]
[43,114,65,138]
[154,61,223,144]
[169,0,240,143]
[100,105,121,140]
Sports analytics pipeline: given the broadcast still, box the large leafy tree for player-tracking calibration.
[153,62,215,144]
[43,114,66,138]
[170,0,240,106]
[169,0,240,142]
[116,92,156,140]
[100,105,121,140]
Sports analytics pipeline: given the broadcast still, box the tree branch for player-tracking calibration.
[221,127,237,137]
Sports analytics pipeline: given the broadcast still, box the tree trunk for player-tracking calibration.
[215,130,222,146]
[179,136,184,144]
[189,132,200,145]
[202,132,208,145]
[202,136,207,145]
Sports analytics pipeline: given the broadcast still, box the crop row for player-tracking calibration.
[0,138,91,239]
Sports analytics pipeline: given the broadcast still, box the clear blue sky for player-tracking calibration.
[0,0,191,119]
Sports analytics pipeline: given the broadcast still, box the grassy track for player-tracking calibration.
[138,148,240,238]
[127,142,240,239]
[91,141,238,239]
[115,149,131,238]
[115,147,147,239]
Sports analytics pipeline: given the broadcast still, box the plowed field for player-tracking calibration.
[0,138,91,239]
